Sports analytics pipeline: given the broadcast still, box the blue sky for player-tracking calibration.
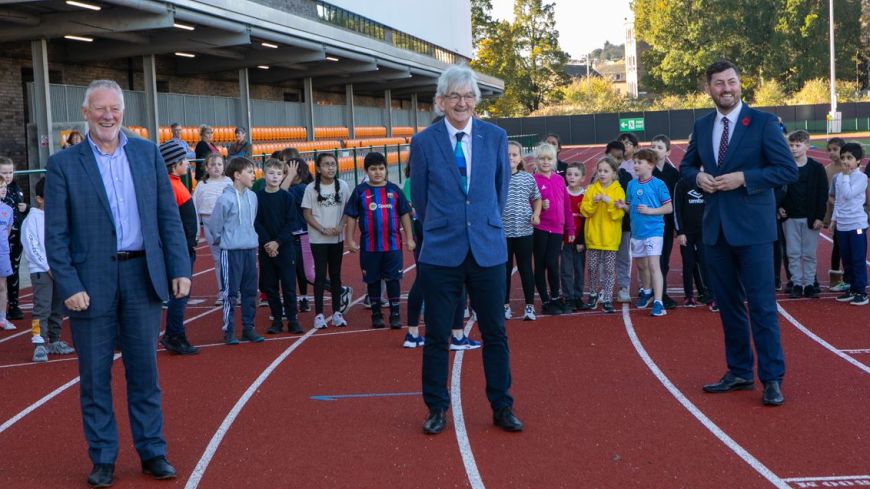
[489,0,633,59]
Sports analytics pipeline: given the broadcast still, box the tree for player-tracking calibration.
[632,0,863,95]
[471,0,569,116]
[753,79,788,106]
[470,0,494,50]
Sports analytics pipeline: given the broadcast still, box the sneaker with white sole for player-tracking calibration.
[32,344,48,363]
[635,290,653,309]
[504,305,512,320]
[339,286,353,313]
[523,304,536,321]
[313,313,328,329]
[617,287,631,303]
[332,311,348,327]
[46,341,75,355]
[850,293,869,306]
[830,281,851,292]
[651,300,667,317]
[1,320,16,331]
[450,335,481,350]
[836,291,855,302]
[402,332,425,348]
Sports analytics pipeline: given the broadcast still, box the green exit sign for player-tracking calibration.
[619,117,645,132]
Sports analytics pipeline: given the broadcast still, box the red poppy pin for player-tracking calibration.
[741,117,750,127]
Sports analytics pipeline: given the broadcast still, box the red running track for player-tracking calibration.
[0,147,868,488]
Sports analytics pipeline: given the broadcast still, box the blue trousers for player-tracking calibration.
[165,251,195,337]
[705,239,785,382]
[420,252,513,411]
[836,228,868,293]
[70,256,165,464]
[221,249,258,334]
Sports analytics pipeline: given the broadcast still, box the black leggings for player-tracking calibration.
[506,235,535,305]
[293,235,307,296]
[660,223,674,291]
[311,242,343,315]
[533,229,562,303]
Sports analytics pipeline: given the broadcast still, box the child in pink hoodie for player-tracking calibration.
[533,143,575,315]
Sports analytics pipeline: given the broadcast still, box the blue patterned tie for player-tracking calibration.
[455,132,467,194]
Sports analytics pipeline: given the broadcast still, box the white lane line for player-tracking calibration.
[818,232,870,266]
[184,332,313,489]
[777,304,870,374]
[841,349,870,354]
[192,266,216,278]
[783,474,870,483]
[621,304,790,489]
[451,315,484,489]
[0,353,121,435]
[0,330,29,344]
[184,288,374,489]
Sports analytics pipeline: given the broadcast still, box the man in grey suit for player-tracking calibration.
[410,65,522,435]
[45,80,191,487]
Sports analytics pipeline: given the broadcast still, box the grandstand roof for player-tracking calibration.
[0,0,503,101]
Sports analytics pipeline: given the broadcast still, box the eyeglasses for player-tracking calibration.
[444,93,476,104]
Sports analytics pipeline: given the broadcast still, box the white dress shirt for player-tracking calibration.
[444,118,473,189]
[711,100,743,164]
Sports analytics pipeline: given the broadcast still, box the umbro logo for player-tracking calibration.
[688,189,703,199]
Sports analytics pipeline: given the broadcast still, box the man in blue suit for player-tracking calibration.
[680,60,798,406]
[45,80,191,487]
[410,66,522,434]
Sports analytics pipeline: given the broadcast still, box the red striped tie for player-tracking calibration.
[717,117,730,166]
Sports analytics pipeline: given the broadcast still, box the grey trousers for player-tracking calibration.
[782,218,820,288]
[30,272,63,343]
[560,245,585,301]
[616,231,632,290]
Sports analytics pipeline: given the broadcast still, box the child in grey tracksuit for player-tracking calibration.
[206,158,264,345]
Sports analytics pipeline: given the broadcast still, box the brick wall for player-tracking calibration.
[0,57,26,163]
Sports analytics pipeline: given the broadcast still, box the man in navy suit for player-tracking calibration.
[410,65,522,434]
[45,80,191,487]
[680,60,798,406]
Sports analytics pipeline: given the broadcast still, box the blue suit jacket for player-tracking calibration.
[45,137,191,317]
[679,104,798,246]
[410,119,510,268]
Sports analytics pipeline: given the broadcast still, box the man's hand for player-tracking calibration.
[712,171,745,191]
[406,238,416,252]
[65,291,90,311]
[678,234,687,246]
[172,278,191,298]
[777,207,787,219]
[812,219,823,230]
[347,240,360,253]
[696,172,717,193]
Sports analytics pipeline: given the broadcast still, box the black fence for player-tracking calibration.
[488,102,870,145]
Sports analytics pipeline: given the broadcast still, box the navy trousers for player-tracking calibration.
[70,256,166,464]
[705,239,785,382]
[420,252,513,411]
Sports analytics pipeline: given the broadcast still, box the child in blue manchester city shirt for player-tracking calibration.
[345,152,416,328]
[615,148,672,317]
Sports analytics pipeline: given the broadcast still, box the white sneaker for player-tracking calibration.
[332,311,348,327]
[2,320,16,330]
[504,305,512,320]
[617,287,631,303]
[523,304,537,321]
[313,313,328,329]
[32,344,48,363]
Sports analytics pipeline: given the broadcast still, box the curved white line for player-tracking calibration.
[451,316,485,489]
[621,305,790,489]
[777,303,870,374]
[184,331,315,489]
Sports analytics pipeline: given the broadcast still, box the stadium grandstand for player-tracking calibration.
[0,0,503,178]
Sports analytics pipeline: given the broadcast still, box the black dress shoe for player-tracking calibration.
[493,407,524,432]
[141,456,177,480]
[422,408,446,435]
[762,380,784,406]
[87,463,114,488]
[703,372,754,393]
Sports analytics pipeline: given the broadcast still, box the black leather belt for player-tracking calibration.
[112,250,146,261]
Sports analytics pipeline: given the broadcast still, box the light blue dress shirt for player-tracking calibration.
[87,132,144,251]
[171,137,196,160]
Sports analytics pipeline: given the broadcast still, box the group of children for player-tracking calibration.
[3,129,866,362]
[504,133,691,319]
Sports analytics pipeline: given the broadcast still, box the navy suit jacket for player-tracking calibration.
[680,104,798,246]
[45,137,191,317]
[410,119,510,268]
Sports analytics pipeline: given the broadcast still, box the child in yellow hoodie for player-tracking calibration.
[580,156,626,313]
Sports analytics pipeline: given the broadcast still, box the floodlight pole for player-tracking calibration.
[829,0,836,114]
